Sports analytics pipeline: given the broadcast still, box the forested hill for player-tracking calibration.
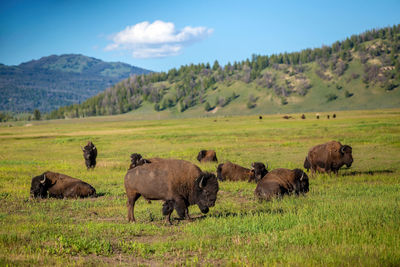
[0,54,151,112]
[50,25,400,119]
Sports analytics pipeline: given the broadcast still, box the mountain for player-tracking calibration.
[0,54,151,112]
[37,26,400,119]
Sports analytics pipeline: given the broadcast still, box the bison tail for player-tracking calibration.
[303,157,310,171]
[216,163,224,181]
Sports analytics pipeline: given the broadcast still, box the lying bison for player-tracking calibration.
[129,153,151,169]
[304,140,353,175]
[197,150,218,163]
[124,158,219,224]
[30,171,96,198]
[81,141,97,169]
[254,168,309,201]
[217,161,268,183]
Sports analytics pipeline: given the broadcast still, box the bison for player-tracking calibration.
[301,114,306,119]
[304,140,353,175]
[217,161,268,183]
[30,171,96,199]
[254,168,309,201]
[197,150,218,163]
[124,158,219,224]
[129,153,151,169]
[81,141,97,169]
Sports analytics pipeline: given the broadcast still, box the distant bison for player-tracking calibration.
[124,158,219,224]
[217,161,268,183]
[254,168,309,201]
[304,140,353,175]
[81,141,97,169]
[197,150,218,163]
[301,114,306,119]
[30,171,96,199]
[259,116,263,120]
[129,153,151,169]
[333,113,336,118]
[282,115,293,119]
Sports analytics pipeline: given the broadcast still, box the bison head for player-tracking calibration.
[340,145,353,167]
[194,172,219,214]
[250,162,268,182]
[129,153,151,169]
[30,173,51,198]
[196,150,207,162]
[294,169,309,194]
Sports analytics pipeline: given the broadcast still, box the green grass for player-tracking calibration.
[1,109,400,265]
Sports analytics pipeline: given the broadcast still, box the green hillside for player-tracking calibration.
[0,54,151,113]
[46,25,400,119]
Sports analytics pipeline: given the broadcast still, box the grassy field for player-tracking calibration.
[1,109,399,266]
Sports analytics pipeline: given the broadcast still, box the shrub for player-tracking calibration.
[326,93,338,102]
[345,90,354,98]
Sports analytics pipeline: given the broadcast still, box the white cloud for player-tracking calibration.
[105,20,213,58]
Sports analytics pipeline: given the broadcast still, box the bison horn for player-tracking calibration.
[340,146,345,154]
[40,175,47,184]
[300,172,305,181]
[198,175,207,189]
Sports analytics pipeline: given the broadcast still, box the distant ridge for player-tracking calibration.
[0,54,151,112]
[48,25,400,120]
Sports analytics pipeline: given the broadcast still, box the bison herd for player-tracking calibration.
[29,139,353,224]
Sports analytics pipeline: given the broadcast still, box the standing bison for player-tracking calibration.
[82,141,97,169]
[304,140,353,175]
[124,158,219,224]
[197,150,218,163]
[254,168,309,201]
[217,161,268,183]
[30,171,96,198]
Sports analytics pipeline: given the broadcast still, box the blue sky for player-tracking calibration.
[0,0,399,72]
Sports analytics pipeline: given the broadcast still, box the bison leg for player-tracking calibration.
[162,200,174,225]
[174,198,190,220]
[127,192,141,222]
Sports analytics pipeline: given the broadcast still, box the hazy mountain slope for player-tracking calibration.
[0,54,151,112]
[49,25,400,119]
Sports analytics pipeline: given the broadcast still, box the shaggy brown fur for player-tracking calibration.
[197,150,218,162]
[217,161,268,183]
[82,141,97,169]
[305,140,353,175]
[30,171,96,198]
[124,158,219,224]
[254,168,309,201]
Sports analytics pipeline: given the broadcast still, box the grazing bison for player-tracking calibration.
[124,158,219,224]
[129,153,151,169]
[282,115,293,119]
[259,116,263,120]
[333,113,336,118]
[30,171,96,199]
[81,141,97,169]
[301,114,306,119]
[304,140,353,175]
[217,161,268,183]
[254,168,309,201]
[316,114,320,119]
[197,150,218,163]
[327,115,330,119]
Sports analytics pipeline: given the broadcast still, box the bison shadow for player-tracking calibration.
[210,207,285,219]
[342,169,394,176]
